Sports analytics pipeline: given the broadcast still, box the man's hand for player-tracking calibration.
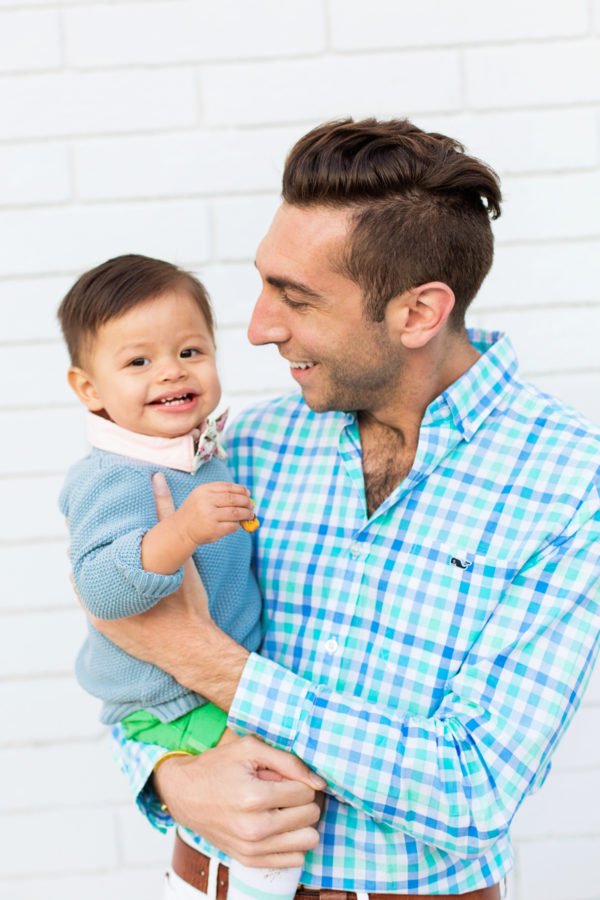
[154,736,324,868]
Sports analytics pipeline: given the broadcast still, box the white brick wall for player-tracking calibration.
[1,3,598,898]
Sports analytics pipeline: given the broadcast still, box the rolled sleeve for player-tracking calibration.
[110,528,184,613]
[228,653,314,751]
[111,723,175,833]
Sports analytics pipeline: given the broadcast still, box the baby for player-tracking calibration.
[58,254,303,900]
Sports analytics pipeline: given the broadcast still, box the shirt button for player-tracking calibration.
[350,541,363,558]
[325,639,338,654]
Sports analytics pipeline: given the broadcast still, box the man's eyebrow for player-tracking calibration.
[266,275,322,299]
[254,261,322,300]
[265,275,321,300]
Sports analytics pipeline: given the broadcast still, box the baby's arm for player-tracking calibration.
[141,479,255,575]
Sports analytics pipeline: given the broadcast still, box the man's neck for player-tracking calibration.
[357,330,480,515]
[360,330,479,434]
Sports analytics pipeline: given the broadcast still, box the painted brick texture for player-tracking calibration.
[1,3,598,899]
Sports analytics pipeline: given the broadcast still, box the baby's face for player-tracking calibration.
[75,290,221,438]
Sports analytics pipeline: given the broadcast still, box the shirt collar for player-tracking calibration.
[423,329,519,440]
[86,411,204,472]
[337,329,519,441]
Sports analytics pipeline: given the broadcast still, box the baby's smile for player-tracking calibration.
[148,391,198,408]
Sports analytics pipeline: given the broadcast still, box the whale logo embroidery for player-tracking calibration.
[450,556,472,569]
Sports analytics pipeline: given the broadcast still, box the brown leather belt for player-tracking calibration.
[172,833,501,899]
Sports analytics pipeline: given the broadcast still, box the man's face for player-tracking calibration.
[250,203,405,415]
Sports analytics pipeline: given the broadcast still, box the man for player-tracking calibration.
[98,119,600,899]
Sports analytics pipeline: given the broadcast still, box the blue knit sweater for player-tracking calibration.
[59,448,262,725]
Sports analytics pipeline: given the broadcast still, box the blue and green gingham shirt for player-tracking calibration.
[114,330,600,894]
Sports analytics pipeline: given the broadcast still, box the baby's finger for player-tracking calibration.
[214,489,254,509]
[209,481,251,498]
[218,506,259,523]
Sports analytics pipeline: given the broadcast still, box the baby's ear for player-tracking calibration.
[67,366,104,411]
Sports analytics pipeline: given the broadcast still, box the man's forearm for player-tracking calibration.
[88,568,250,712]
[169,615,250,712]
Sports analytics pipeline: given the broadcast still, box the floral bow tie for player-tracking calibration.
[193,410,228,473]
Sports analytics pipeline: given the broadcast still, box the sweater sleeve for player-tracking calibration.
[65,461,184,619]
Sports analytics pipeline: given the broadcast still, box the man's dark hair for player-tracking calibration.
[282,118,502,326]
[57,254,214,366]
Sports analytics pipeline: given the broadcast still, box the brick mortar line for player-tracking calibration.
[0,113,599,145]
[0,239,598,284]
[1,36,596,77]
[0,734,109,749]
[0,861,168,883]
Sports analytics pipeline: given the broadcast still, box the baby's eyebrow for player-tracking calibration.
[117,340,150,353]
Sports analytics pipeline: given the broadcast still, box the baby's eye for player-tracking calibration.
[180,348,201,358]
[128,357,150,367]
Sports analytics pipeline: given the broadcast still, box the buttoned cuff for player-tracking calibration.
[227,652,314,751]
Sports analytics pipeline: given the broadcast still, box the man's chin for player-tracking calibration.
[299,387,345,414]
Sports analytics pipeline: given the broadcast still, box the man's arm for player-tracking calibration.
[102,550,247,709]
[227,506,600,859]
[105,474,325,867]
[99,479,600,860]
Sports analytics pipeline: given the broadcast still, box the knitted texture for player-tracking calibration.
[59,449,262,724]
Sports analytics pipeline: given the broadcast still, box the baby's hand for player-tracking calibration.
[180,482,256,545]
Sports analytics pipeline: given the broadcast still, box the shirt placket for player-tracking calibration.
[315,411,466,687]
[305,417,369,684]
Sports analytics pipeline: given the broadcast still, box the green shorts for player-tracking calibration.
[121,703,228,754]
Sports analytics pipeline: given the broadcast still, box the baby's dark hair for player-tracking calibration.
[57,254,215,366]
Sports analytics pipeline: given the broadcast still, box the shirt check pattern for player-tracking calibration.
[114,330,600,894]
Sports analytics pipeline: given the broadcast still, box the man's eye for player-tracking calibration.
[282,293,308,310]
[128,357,150,367]
[180,348,201,358]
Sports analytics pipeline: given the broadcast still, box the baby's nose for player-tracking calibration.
[157,359,186,380]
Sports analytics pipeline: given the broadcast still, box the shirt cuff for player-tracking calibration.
[110,723,176,833]
[227,652,314,751]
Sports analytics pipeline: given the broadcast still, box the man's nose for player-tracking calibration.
[247,291,290,346]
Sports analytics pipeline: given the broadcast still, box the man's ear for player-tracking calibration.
[67,366,104,412]
[386,282,455,349]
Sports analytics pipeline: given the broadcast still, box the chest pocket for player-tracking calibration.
[359,542,521,714]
